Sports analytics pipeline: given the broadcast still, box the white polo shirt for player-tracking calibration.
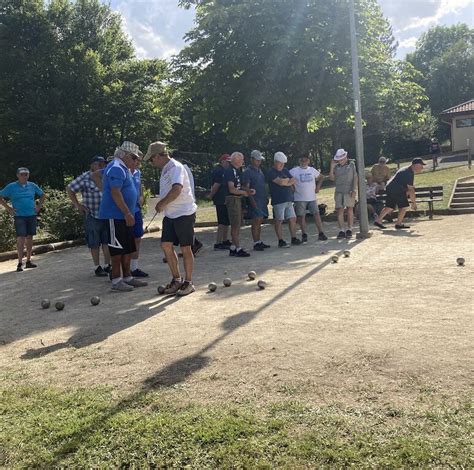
[160,158,197,219]
[289,166,320,202]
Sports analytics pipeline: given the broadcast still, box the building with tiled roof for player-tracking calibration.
[441,100,474,152]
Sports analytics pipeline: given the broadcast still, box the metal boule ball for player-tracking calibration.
[456,257,465,266]
[343,250,350,258]
[208,282,217,292]
[90,296,100,306]
[223,278,232,287]
[257,280,267,290]
[55,301,65,311]
[248,271,257,280]
[331,255,339,263]
[41,299,50,309]
[157,285,166,295]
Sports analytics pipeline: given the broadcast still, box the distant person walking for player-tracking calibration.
[329,149,358,239]
[0,167,45,272]
[67,155,111,277]
[374,158,426,230]
[290,153,328,243]
[242,150,270,251]
[429,138,441,170]
[209,154,232,250]
[268,152,301,248]
[144,141,197,296]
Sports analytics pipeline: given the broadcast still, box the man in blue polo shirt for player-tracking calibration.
[99,141,148,292]
[0,168,45,272]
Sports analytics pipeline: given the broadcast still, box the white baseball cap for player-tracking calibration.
[250,149,265,161]
[333,149,348,161]
[274,151,287,163]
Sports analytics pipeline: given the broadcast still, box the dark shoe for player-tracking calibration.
[345,229,352,239]
[278,239,289,248]
[16,263,23,272]
[235,249,250,257]
[192,239,203,255]
[291,237,301,246]
[229,248,236,257]
[164,278,183,295]
[253,243,265,251]
[176,281,195,296]
[260,242,271,248]
[214,243,228,251]
[318,232,328,241]
[25,261,37,269]
[222,240,232,247]
[95,266,108,277]
[131,268,149,277]
[395,224,410,229]
[374,221,386,229]
[337,231,346,239]
[104,264,112,274]
[301,233,308,244]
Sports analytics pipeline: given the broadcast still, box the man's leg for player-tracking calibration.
[25,236,33,261]
[395,207,408,225]
[313,212,324,233]
[16,236,25,264]
[230,225,240,248]
[216,224,225,244]
[347,207,354,230]
[101,244,111,265]
[121,254,132,279]
[297,215,306,235]
[91,247,100,266]
[111,254,122,280]
[288,217,297,238]
[337,208,345,230]
[251,218,261,242]
[375,206,394,224]
[274,220,283,240]
[162,242,180,279]
[181,245,194,282]
[130,238,141,272]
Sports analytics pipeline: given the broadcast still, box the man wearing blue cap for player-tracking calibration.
[0,168,45,271]
[67,155,111,276]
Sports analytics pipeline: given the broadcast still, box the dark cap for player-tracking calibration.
[91,155,106,163]
[411,158,426,166]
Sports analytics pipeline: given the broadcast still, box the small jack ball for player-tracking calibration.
[223,278,232,287]
[157,285,166,295]
[343,250,350,258]
[208,282,217,292]
[331,255,339,263]
[55,301,65,311]
[248,271,257,280]
[41,299,50,309]
[456,257,465,266]
[257,280,267,290]
[90,296,100,306]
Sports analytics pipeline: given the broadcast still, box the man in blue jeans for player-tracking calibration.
[0,168,45,272]
[67,156,111,277]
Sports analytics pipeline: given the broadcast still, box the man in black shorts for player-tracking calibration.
[144,141,198,296]
[374,158,426,230]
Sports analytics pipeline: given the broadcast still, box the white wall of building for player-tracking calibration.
[451,113,474,152]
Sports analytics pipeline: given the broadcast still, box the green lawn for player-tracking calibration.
[1,384,471,468]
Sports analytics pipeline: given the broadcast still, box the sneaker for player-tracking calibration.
[192,239,203,256]
[260,242,271,248]
[104,264,112,274]
[318,232,328,241]
[164,279,183,295]
[16,263,23,272]
[95,266,108,277]
[395,224,410,229]
[222,240,232,247]
[176,281,195,296]
[25,261,37,269]
[291,237,301,246]
[253,243,265,251]
[337,231,346,239]
[345,229,352,239]
[124,278,148,287]
[374,221,387,229]
[111,280,134,292]
[235,248,251,257]
[229,249,236,257]
[278,239,289,248]
[301,233,308,244]
[214,243,228,251]
[131,268,149,278]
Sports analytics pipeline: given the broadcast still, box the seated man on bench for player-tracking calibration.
[374,158,426,230]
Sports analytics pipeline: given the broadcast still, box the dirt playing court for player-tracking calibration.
[1,215,472,406]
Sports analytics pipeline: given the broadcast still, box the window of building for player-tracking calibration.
[456,118,474,128]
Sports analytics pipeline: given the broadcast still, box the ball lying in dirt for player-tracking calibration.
[55,301,65,311]
[343,250,350,258]
[223,278,232,287]
[331,255,339,263]
[90,296,100,306]
[208,282,217,292]
[456,257,465,266]
[157,285,166,295]
[257,280,267,290]
[41,299,50,309]
[248,271,257,280]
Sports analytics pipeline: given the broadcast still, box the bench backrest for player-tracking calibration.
[377,186,443,200]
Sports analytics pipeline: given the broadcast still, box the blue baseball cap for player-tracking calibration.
[91,155,106,163]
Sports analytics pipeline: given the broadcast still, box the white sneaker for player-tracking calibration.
[111,280,134,292]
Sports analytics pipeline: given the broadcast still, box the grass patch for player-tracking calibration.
[1,385,472,468]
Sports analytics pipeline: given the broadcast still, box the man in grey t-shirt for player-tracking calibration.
[329,149,358,239]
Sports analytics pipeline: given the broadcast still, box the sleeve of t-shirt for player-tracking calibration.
[107,166,127,188]
[170,164,185,186]
[67,174,84,192]
[406,170,414,186]
[33,183,44,197]
[223,168,234,185]
[312,168,320,179]
[0,183,13,198]
[283,169,292,179]
[267,168,277,182]
[289,168,297,178]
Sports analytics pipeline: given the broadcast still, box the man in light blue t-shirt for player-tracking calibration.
[0,168,45,271]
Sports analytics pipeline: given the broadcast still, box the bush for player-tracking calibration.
[41,189,84,240]
[0,209,16,252]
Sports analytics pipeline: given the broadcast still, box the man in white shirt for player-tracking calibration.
[144,141,197,296]
[290,153,328,242]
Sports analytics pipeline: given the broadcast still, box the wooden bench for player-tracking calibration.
[376,186,443,220]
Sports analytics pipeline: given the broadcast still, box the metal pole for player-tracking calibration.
[467,139,472,169]
[349,0,371,239]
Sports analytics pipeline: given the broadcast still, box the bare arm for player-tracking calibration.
[328,160,336,181]
[66,187,87,213]
[0,196,15,216]
[228,181,254,196]
[111,187,134,226]
[209,182,221,199]
[35,194,46,213]
[156,184,182,213]
[316,174,324,193]
[407,185,417,209]
[272,177,296,187]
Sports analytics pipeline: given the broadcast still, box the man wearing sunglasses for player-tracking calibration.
[98,141,148,292]
[0,167,45,272]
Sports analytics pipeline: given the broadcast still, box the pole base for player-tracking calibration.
[356,231,372,239]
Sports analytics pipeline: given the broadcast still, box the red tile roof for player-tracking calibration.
[441,100,474,115]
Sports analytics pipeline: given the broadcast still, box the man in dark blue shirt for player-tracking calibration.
[267,152,301,247]
[374,158,426,230]
[209,154,232,250]
[242,150,270,251]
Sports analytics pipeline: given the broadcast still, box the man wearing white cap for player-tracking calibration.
[99,141,148,292]
[0,168,45,272]
[267,152,301,247]
[329,149,358,239]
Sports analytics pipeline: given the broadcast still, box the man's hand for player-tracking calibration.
[125,212,135,227]
[6,205,15,216]
[76,204,88,214]
[155,200,165,213]
[246,188,256,196]
[35,206,42,214]
[411,202,417,211]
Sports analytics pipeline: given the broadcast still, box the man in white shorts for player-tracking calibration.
[290,153,328,242]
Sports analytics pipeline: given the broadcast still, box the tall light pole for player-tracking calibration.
[349,0,371,238]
